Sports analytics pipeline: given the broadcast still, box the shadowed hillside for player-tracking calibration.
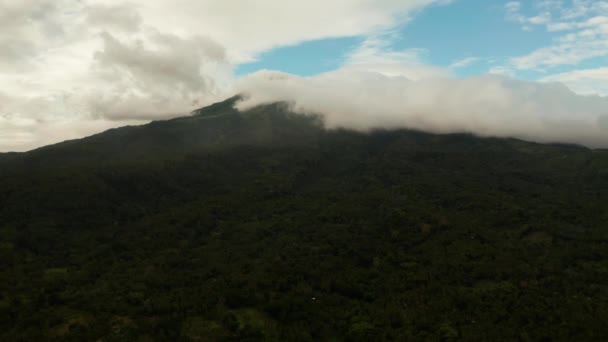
[1,97,608,341]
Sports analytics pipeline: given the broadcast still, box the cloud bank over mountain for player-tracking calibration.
[236,70,608,148]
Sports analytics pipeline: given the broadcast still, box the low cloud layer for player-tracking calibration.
[236,70,608,148]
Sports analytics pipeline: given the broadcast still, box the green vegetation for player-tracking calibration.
[1,97,608,340]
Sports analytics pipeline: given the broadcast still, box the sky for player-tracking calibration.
[1,0,608,152]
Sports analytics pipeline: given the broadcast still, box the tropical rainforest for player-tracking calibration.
[1,97,608,341]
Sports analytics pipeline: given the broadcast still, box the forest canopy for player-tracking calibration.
[1,98,608,340]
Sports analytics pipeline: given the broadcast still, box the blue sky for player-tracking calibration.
[236,0,608,86]
[237,37,364,77]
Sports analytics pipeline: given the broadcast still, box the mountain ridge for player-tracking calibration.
[3,95,603,160]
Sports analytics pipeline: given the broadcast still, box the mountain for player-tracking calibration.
[1,97,608,341]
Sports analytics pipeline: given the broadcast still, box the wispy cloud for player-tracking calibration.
[450,57,479,69]
[505,1,552,27]
[505,1,608,71]
[343,34,448,80]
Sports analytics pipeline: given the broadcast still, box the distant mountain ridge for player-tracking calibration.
[2,95,602,168]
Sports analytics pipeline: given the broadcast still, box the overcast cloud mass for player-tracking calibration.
[0,0,607,151]
[236,70,608,147]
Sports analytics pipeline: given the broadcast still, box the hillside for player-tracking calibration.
[1,97,608,341]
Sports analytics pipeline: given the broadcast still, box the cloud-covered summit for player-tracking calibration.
[236,70,608,148]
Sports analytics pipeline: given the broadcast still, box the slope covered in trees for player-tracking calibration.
[1,97,608,340]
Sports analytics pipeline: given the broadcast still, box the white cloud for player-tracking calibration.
[547,22,575,31]
[236,70,608,148]
[488,66,515,77]
[505,1,552,27]
[542,67,608,95]
[0,0,83,72]
[89,31,228,120]
[450,57,479,69]
[528,12,553,25]
[505,2,522,14]
[560,0,608,20]
[342,35,449,80]
[507,1,608,70]
[85,4,143,33]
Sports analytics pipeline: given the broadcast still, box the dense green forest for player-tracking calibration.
[1,97,608,341]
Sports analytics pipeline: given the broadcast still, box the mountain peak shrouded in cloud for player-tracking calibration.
[235,70,608,148]
[1,0,608,152]
[4,3,608,340]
